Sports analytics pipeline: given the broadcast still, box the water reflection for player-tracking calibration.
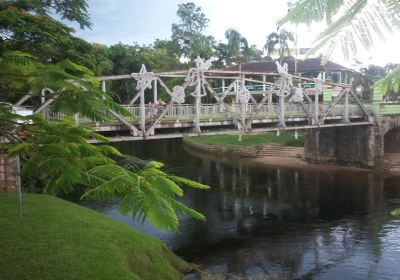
[83,139,400,279]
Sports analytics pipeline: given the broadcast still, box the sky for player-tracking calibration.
[66,0,400,68]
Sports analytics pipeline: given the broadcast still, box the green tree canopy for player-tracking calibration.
[171,2,214,61]
[0,0,91,28]
[264,29,295,59]
[0,2,95,68]
[224,28,249,70]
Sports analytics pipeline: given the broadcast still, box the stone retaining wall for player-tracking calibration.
[183,137,260,157]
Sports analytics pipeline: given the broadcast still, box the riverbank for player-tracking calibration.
[0,193,191,280]
[183,134,392,175]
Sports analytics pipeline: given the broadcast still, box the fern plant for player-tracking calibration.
[0,51,131,120]
[1,51,210,232]
[2,109,209,231]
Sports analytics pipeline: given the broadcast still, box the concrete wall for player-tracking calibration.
[384,128,400,153]
[305,116,400,168]
[183,137,260,157]
[304,125,380,167]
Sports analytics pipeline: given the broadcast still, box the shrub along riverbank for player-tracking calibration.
[0,193,191,280]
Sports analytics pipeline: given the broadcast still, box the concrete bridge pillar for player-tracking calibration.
[305,116,400,168]
[304,124,382,168]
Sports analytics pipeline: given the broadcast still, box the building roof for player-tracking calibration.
[229,57,354,73]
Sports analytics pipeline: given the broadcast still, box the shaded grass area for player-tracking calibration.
[0,193,190,280]
[191,132,305,147]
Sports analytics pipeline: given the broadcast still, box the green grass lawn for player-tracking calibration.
[191,132,304,147]
[0,193,190,280]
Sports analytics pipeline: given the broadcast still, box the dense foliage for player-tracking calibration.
[0,1,211,232]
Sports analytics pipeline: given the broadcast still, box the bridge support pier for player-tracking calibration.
[304,124,382,168]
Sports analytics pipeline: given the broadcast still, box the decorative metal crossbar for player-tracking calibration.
[14,57,373,139]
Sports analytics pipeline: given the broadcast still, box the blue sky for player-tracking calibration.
[67,0,289,47]
[65,0,400,67]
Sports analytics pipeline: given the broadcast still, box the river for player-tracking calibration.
[82,138,400,279]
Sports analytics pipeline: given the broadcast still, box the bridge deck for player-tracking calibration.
[88,121,372,142]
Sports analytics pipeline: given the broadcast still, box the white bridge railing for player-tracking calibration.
[46,103,373,124]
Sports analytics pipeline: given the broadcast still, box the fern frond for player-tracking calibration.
[168,198,206,221]
[391,209,400,217]
[167,175,210,189]
[374,64,400,95]
[281,0,400,60]
[153,176,184,197]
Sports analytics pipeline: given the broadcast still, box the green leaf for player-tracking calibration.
[391,209,400,217]
[167,175,210,189]
[154,176,184,197]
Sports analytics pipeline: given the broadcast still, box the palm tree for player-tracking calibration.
[279,0,400,94]
[224,28,249,71]
[264,29,295,59]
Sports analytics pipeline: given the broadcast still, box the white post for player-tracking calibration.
[41,89,47,118]
[100,81,106,128]
[240,76,246,131]
[235,80,239,103]
[40,90,45,104]
[343,88,350,123]
[263,75,266,91]
[314,85,319,124]
[153,79,157,102]
[195,71,201,134]
[74,113,79,125]
[16,155,22,217]
[140,88,146,134]
[294,129,298,140]
[279,76,285,128]
[222,79,226,91]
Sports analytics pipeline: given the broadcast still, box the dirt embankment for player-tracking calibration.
[184,139,400,176]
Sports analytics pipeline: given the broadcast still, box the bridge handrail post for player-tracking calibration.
[343,88,350,123]
[313,73,323,125]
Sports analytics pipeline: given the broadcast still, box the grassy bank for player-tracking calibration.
[191,132,304,147]
[0,193,190,280]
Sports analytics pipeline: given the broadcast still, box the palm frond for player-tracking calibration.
[281,0,400,61]
[374,64,400,94]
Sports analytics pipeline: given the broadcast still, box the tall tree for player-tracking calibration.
[213,42,230,68]
[242,45,263,63]
[171,2,213,60]
[0,1,95,67]
[224,28,248,71]
[0,0,92,28]
[264,29,295,59]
